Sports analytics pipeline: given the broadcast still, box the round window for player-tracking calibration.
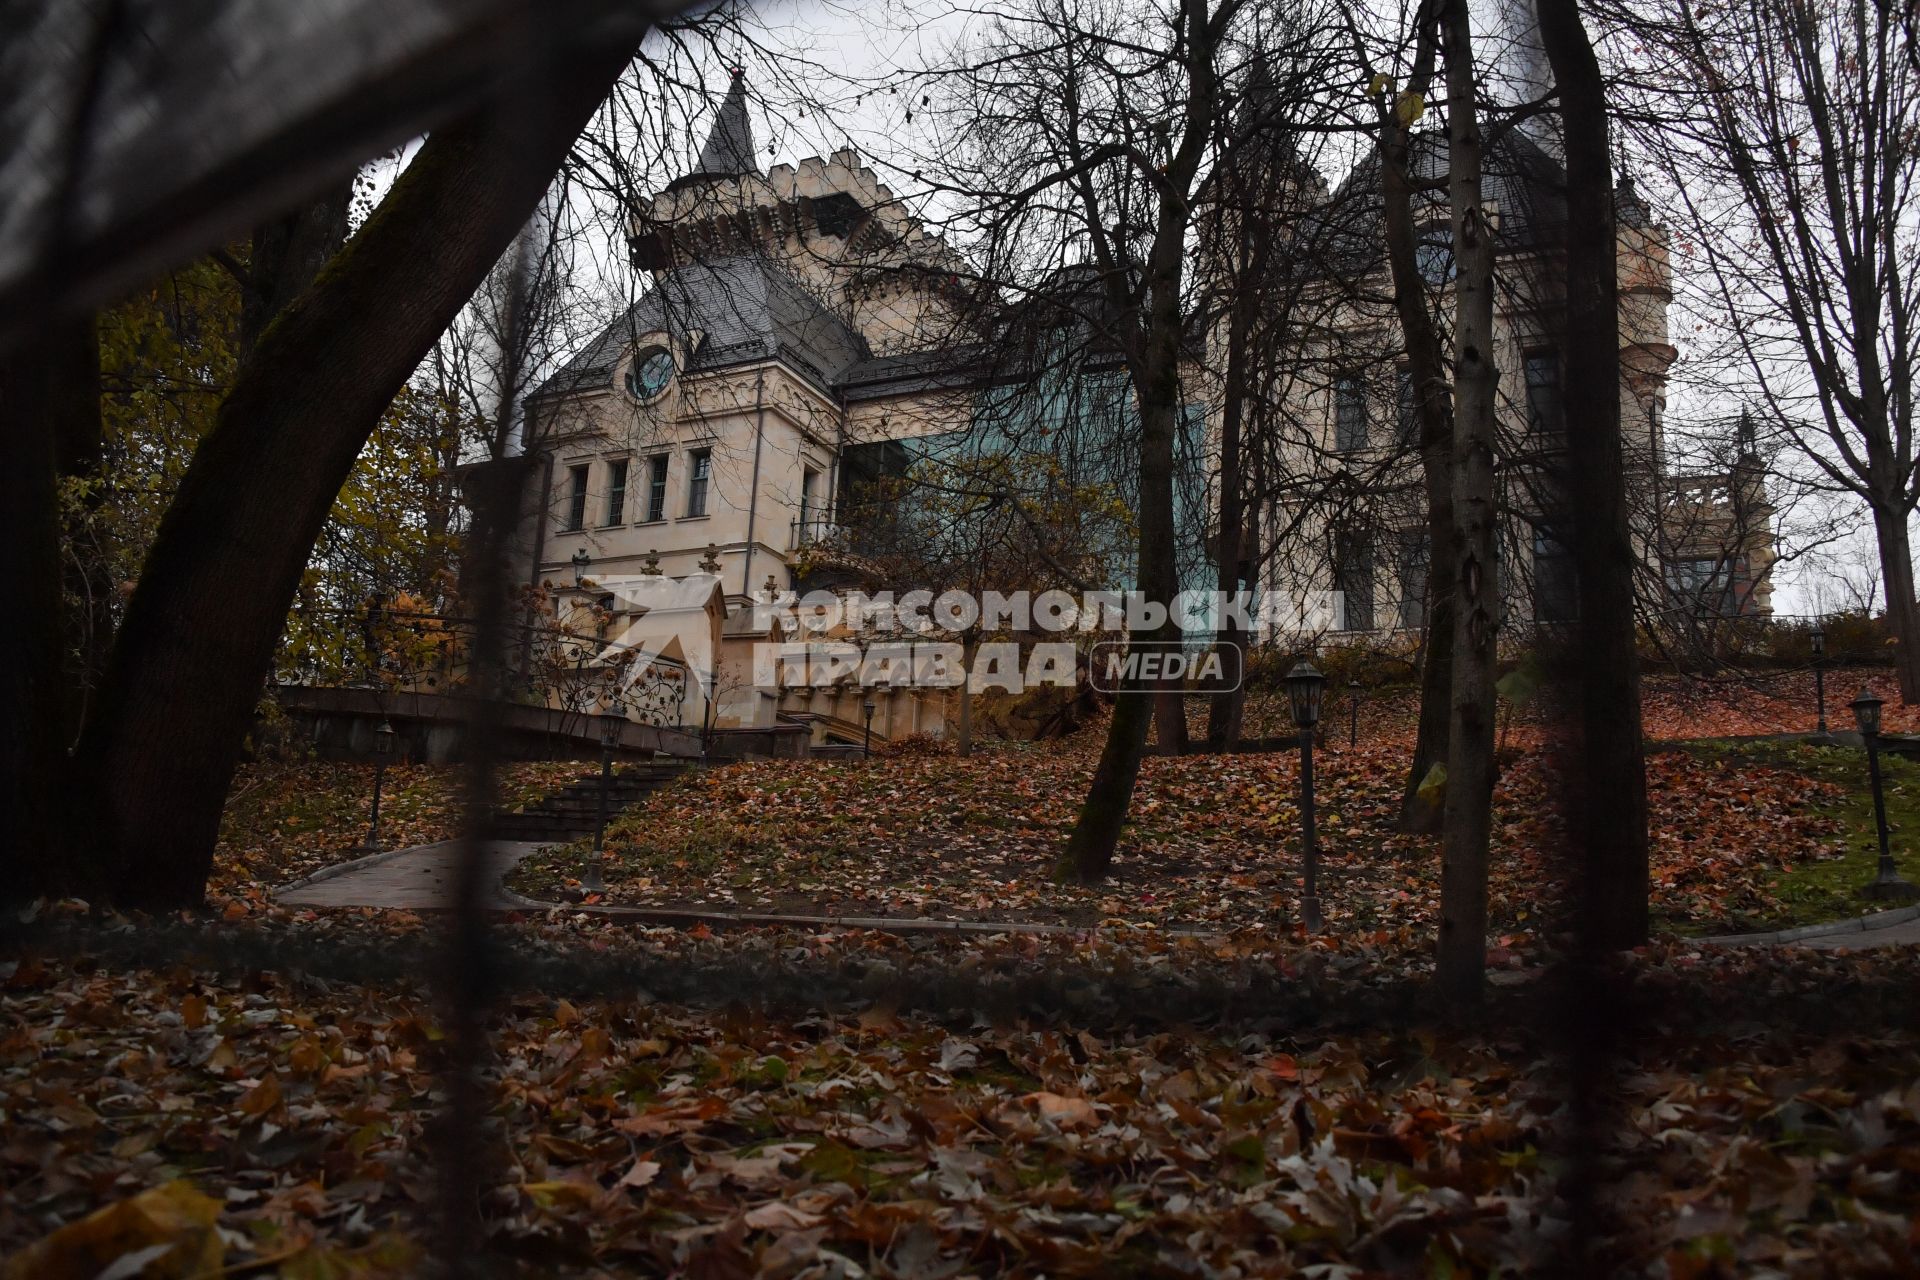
[1415,221,1456,286]
[625,346,675,400]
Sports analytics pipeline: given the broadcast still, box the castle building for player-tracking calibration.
[514,72,975,748]
[511,51,1775,748]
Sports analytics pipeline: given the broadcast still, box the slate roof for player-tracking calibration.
[529,256,871,402]
[1306,127,1571,271]
[668,70,756,192]
[839,345,990,402]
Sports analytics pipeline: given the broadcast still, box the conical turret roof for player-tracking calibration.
[672,69,755,189]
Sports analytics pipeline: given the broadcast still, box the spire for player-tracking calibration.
[1239,56,1276,127]
[692,68,755,179]
[1479,0,1560,159]
[1615,165,1649,228]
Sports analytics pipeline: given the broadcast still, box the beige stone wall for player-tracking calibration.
[845,391,972,447]
[531,358,842,604]
[524,357,958,739]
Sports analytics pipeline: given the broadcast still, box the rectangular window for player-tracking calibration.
[1397,531,1429,631]
[1534,528,1578,622]
[1666,556,1743,616]
[644,454,668,522]
[1396,368,1418,446]
[604,459,628,526]
[1526,349,1563,446]
[563,463,589,532]
[800,466,819,527]
[686,448,711,517]
[1334,530,1374,631]
[1334,376,1368,452]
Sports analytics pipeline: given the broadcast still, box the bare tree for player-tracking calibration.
[917,0,1247,881]
[1434,0,1501,1005]
[1354,0,1459,831]
[1189,24,1354,752]
[1620,0,1920,699]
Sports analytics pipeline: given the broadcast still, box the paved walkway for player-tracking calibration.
[1784,913,1920,949]
[1703,903,1920,951]
[276,840,548,911]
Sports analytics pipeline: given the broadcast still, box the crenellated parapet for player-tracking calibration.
[628,141,967,356]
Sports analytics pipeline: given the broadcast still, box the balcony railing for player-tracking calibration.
[790,514,843,550]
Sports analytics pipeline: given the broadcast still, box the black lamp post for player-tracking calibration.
[1285,660,1328,932]
[1347,678,1361,748]
[863,691,878,759]
[362,719,396,851]
[1810,625,1828,735]
[1850,688,1918,901]
[571,547,591,587]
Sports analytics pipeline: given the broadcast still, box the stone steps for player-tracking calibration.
[488,763,688,843]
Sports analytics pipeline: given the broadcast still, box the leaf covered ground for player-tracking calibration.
[510,673,1916,937]
[8,668,1918,1276]
[214,760,586,897]
[3,920,1917,1277]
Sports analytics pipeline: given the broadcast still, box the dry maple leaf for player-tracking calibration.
[1023,1090,1100,1130]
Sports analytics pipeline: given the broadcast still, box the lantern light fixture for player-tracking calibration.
[1850,688,1884,738]
[1285,661,1327,729]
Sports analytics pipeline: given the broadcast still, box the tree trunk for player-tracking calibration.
[67,51,635,909]
[1155,686,1191,755]
[240,186,353,356]
[957,632,976,756]
[0,334,74,902]
[1870,498,1920,702]
[1057,0,1214,883]
[1375,5,1455,833]
[1540,0,1650,951]
[1435,0,1499,1006]
[1061,381,1180,879]
[1207,231,1252,753]
[1402,593,1455,828]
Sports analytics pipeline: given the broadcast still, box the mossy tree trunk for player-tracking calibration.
[66,52,634,909]
[1056,0,1224,883]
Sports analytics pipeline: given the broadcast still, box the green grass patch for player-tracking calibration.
[1675,737,1920,932]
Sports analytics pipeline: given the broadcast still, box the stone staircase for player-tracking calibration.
[488,760,688,844]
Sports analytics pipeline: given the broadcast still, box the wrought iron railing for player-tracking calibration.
[283,606,693,729]
[790,514,843,550]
